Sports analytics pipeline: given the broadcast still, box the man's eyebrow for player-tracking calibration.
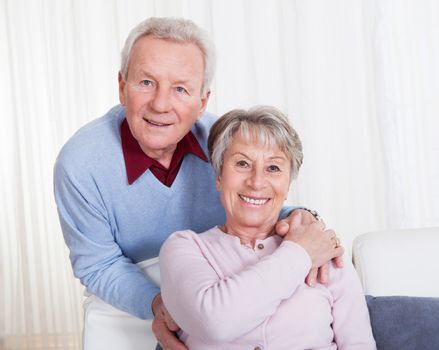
[137,71,195,88]
[138,69,155,78]
[173,79,195,87]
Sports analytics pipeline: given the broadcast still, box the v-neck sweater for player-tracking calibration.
[54,105,225,319]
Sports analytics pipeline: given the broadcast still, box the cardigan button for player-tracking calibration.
[254,347,262,350]
[257,243,264,250]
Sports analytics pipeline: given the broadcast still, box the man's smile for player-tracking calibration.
[143,117,172,127]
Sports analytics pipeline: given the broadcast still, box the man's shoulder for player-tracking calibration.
[191,110,217,148]
[55,105,125,173]
[60,105,125,153]
[64,105,125,148]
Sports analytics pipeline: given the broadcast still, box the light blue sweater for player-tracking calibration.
[54,104,294,319]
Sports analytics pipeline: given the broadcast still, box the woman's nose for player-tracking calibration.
[246,168,267,190]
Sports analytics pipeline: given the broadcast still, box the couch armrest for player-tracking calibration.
[352,227,439,297]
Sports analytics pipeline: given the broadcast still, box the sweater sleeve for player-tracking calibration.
[54,158,159,319]
[159,231,312,343]
[328,260,377,349]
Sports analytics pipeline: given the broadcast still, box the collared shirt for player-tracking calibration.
[120,119,208,187]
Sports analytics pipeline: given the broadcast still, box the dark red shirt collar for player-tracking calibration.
[120,119,208,186]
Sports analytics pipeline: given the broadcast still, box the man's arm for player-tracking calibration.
[54,159,159,319]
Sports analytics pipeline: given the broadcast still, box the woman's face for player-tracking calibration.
[217,132,292,233]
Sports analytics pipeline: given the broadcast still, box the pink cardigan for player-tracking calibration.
[159,227,376,350]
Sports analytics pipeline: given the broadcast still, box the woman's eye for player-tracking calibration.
[267,165,281,172]
[236,160,249,167]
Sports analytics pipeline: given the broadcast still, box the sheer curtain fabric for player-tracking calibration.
[1,0,438,348]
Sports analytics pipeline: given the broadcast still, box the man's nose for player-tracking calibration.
[150,86,172,113]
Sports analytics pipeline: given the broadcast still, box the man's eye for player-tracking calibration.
[176,86,187,94]
[140,80,152,86]
[267,165,281,172]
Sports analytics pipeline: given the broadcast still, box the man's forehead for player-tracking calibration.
[128,37,205,83]
[132,35,202,57]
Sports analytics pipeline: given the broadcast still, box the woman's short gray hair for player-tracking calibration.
[208,106,303,179]
[120,17,216,97]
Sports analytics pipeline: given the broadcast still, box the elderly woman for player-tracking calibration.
[159,106,376,350]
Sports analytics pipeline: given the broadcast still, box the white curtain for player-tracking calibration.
[1,0,438,348]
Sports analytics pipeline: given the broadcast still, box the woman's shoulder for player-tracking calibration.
[325,256,364,294]
[161,227,223,250]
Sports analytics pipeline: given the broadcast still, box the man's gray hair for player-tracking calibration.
[120,17,216,97]
[208,106,303,180]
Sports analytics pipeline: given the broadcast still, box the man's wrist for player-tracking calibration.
[300,207,322,222]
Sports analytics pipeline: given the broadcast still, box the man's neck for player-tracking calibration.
[140,145,177,169]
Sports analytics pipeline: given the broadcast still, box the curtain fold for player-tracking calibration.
[1,0,438,348]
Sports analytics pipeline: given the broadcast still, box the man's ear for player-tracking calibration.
[199,90,211,117]
[118,71,126,106]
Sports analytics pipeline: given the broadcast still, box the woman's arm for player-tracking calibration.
[159,230,311,343]
[328,260,377,349]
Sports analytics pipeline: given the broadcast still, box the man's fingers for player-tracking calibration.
[334,254,344,268]
[275,219,290,236]
[151,292,186,350]
[163,307,180,332]
[305,267,318,287]
[308,246,343,287]
[152,319,187,350]
[333,246,345,261]
[289,211,303,228]
[317,263,329,285]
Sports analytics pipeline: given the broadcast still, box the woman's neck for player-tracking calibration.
[219,223,276,247]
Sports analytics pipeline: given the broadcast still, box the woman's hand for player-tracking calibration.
[276,210,344,286]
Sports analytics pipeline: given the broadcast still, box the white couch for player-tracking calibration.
[83,227,439,350]
[352,227,439,297]
[352,227,439,350]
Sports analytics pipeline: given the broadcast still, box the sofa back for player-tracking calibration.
[352,227,439,350]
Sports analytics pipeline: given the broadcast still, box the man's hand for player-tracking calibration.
[151,293,187,350]
[276,210,344,286]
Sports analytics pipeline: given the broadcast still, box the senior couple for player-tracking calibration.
[54,17,376,349]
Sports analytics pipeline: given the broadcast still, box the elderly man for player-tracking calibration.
[54,17,343,350]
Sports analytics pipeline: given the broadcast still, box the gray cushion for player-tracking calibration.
[366,295,439,350]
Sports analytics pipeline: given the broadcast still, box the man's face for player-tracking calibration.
[119,35,210,163]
